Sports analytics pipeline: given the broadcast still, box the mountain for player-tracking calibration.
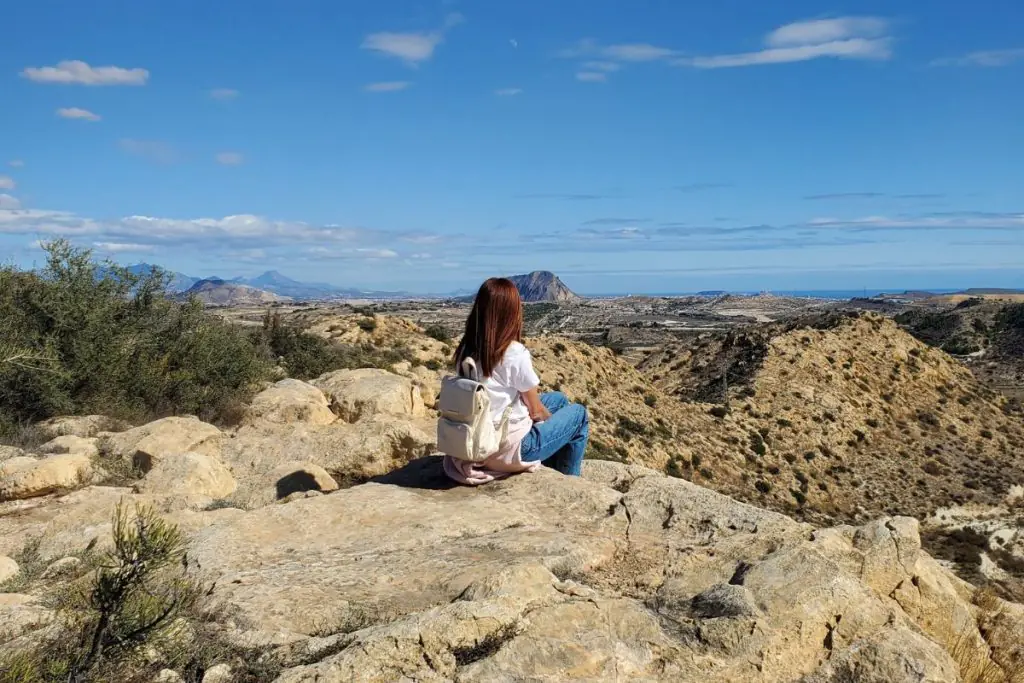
[508,270,579,302]
[111,263,199,292]
[182,278,290,306]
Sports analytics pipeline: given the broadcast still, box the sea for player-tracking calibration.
[583,289,964,301]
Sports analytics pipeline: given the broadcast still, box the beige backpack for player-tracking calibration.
[436,357,511,462]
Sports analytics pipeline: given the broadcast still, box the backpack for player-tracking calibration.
[436,357,512,462]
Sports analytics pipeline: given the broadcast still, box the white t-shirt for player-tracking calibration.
[480,341,540,424]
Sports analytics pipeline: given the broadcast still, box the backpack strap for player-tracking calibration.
[459,356,481,382]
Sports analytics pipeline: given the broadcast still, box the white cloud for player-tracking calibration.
[678,16,892,69]
[0,194,20,209]
[931,48,1024,67]
[361,12,463,66]
[119,139,178,164]
[21,60,149,85]
[215,152,245,165]
[93,242,155,253]
[806,212,1024,231]
[603,43,679,62]
[209,88,240,100]
[582,61,622,72]
[307,246,399,260]
[576,71,607,83]
[494,87,523,96]
[0,176,14,190]
[364,81,412,92]
[8,160,24,168]
[56,107,101,121]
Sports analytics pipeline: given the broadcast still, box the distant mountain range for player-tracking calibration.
[126,264,411,300]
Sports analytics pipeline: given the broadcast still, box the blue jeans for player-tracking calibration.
[520,392,589,476]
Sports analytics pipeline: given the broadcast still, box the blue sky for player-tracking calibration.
[1,0,1022,294]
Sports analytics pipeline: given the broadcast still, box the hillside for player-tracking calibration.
[3,366,1024,681]
[509,270,579,302]
[184,278,290,306]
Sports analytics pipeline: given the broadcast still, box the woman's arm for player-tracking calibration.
[521,387,551,422]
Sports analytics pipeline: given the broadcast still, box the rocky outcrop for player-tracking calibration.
[314,368,425,422]
[0,453,93,502]
[508,270,579,302]
[134,452,237,502]
[182,459,1021,681]
[101,416,224,472]
[0,556,18,585]
[35,415,129,441]
[246,379,337,426]
[38,435,99,458]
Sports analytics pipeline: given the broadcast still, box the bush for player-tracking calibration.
[357,317,377,332]
[0,241,272,432]
[1,503,202,682]
[423,324,451,344]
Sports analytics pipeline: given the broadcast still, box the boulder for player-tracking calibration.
[0,445,24,463]
[35,414,128,440]
[134,452,237,501]
[38,435,99,458]
[40,556,82,579]
[270,462,339,500]
[247,379,336,426]
[0,454,93,502]
[201,663,232,683]
[101,416,223,472]
[0,555,19,584]
[0,593,53,648]
[314,369,425,423]
[187,459,1011,682]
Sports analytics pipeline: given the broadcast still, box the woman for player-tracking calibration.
[442,277,589,485]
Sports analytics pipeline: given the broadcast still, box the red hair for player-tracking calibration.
[455,278,524,377]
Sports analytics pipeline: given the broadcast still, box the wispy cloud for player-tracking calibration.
[561,39,678,62]
[0,176,15,190]
[582,61,622,72]
[0,194,20,209]
[56,107,101,122]
[215,152,244,166]
[21,60,149,85]
[209,88,240,100]
[807,211,1024,232]
[361,12,464,66]
[931,48,1024,68]
[576,71,607,83]
[93,242,155,254]
[364,81,412,92]
[118,139,179,164]
[494,87,523,96]
[675,182,731,193]
[677,17,892,69]
[307,246,399,260]
[8,160,24,168]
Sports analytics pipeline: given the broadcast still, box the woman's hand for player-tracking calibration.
[521,388,551,422]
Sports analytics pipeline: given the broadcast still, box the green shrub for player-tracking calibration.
[423,324,451,344]
[0,241,272,432]
[357,317,377,332]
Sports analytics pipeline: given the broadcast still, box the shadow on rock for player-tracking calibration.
[370,456,457,491]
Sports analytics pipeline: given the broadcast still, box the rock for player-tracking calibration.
[38,435,100,458]
[40,556,82,579]
[185,459,1019,681]
[0,485,132,559]
[152,669,184,683]
[36,415,129,440]
[270,462,339,500]
[0,453,93,501]
[0,555,19,584]
[0,593,53,647]
[201,663,232,683]
[134,452,237,501]
[247,379,336,426]
[102,416,223,472]
[0,445,24,463]
[314,369,425,423]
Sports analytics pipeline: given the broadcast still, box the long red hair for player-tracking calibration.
[455,278,524,378]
